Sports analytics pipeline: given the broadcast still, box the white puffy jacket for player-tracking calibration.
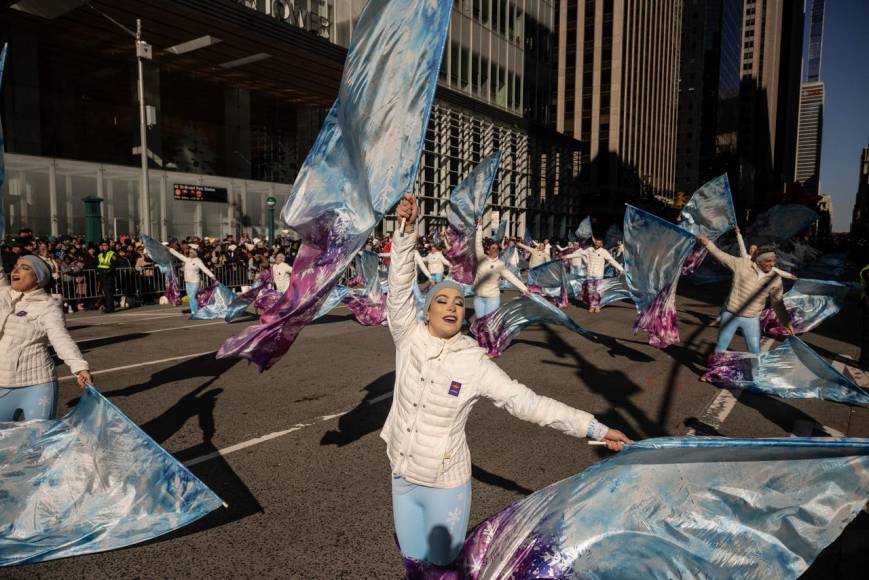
[381,231,597,488]
[0,272,89,388]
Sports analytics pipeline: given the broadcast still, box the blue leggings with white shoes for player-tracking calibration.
[392,477,472,566]
[0,381,58,421]
[715,310,761,353]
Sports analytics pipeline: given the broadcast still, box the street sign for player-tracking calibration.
[173,184,228,203]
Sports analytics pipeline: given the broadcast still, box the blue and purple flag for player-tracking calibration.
[470,293,594,357]
[141,235,181,306]
[744,204,819,245]
[760,278,852,337]
[217,0,451,370]
[0,386,223,565]
[526,259,570,308]
[678,174,737,275]
[574,216,594,245]
[406,436,869,578]
[444,151,502,284]
[704,336,869,405]
[225,269,273,322]
[623,205,696,348]
[344,250,388,326]
[190,282,237,320]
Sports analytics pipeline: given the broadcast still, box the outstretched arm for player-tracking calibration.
[196,259,217,280]
[387,194,420,342]
[773,266,797,281]
[603,250,625,274]
[478,358,632,451]
[497,263,528,294]
[168,248,190,264]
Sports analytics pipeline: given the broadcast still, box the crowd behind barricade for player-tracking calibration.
[0,228,302,313]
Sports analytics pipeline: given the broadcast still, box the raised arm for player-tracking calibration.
[414,251,432,281]
[735,227,748,258]
[516,242,534,254]
[474,224,486,262]
[698,237,738,272]
[563,248,584,260]
[773,266,797,281]
[168,247,191,264]
[387,194,420,342]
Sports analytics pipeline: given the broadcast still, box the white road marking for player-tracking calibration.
[59,350,218,382]
[792,419,845,438]
[686,337,775,436]
[76,321,226,345]
[68,313,182,326]
[184,391,395,467]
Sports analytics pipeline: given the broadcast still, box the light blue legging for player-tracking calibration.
[392,477,472,566]
[0,381,59,421]
[186,282,200,315]
[431,272,444,283]
[473,295,500,318]
[716,310,761,353]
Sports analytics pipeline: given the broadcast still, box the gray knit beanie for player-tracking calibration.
[424,280,465,312]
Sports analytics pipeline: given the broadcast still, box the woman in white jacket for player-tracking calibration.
[168,247,217,315]
[0,255,92,420]
[472,223,529,318]
[424,244,451,283]
[384,194,632,566]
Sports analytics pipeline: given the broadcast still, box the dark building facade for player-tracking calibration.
[852,146,869,243]
[794,0,825,194]
[1,0,583,239]
[676,0,743,200]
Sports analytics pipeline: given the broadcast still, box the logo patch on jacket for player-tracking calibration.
[15,311,27,317]
[448,381,462,397]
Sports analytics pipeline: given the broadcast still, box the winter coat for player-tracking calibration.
[381,231,595,488]
[0,272,89,388]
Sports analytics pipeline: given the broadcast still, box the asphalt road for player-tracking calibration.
[4,282,867,579]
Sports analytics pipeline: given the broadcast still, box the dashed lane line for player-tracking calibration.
[59,350,218,382]
[183,391,395,467]
[75,321,227,345]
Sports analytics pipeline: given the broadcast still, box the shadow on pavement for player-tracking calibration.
[537,326,664,440]
[320,371,394,447]
[471,464,533,496]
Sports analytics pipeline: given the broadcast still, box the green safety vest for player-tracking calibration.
[97,251,115,269]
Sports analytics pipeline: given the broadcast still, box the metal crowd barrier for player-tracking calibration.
[55,265,266,306]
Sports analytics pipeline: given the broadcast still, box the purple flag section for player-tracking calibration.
[217,0,451,370]
[225,269,273,322]
[470,294,593,357]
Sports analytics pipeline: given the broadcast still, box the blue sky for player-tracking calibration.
[816,0,869,232]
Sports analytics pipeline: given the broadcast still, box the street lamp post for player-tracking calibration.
[135,19,152,236]
[266,196,277,248]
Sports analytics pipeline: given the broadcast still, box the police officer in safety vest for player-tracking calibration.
[97,241,118,313]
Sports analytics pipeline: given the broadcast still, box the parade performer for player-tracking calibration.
[413,246,433,282]
[473,222,529,318]
[0,255,91,420]
[424,244,451,283]
[567,240,624,313]
[384,194,631,567]
[271,253,292,293]
[169,247,217,316]
[698,236,793,353]
[96,240,118,313]
[515,240,550,271]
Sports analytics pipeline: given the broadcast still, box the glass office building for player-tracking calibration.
[1,0,582,239]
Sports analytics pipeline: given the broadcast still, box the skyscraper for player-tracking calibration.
[794,0,825,194]
[736,0,805,212]
[851,146,869,241]
[675,0,744,198]
[556,0,683,210]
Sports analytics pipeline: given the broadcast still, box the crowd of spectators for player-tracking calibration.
[0,228,301,312]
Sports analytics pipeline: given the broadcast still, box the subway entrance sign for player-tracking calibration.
[173,184,228,203]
